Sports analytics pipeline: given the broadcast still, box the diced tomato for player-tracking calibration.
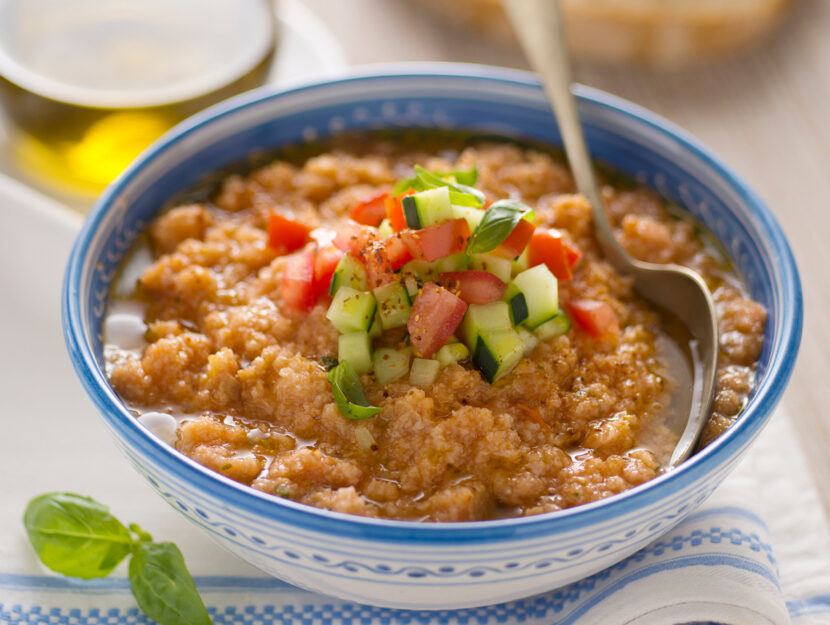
[385,188,415,232]
[333,222,377,255]
[403,218,471,262]
[312,246,343,299]
[528,228,582,281]
[408,282,468,358]
[362,234,414,288]
[436,270,507,305]
[281,249,316,311]
[268,212,314,255]
[492,218,536,259]
[566,299,620,339]
[349,191,389,227]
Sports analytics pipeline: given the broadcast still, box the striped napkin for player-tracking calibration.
[2,176,829,625]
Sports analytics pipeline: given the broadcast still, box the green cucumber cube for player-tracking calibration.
[402,186,453,229]
[434,252,468,273]
[373,347,411,386]
[470,253,512,284]
[452,204,485,232]
[460,301,512,350]
[377,218,393,238]
[329,254,368,295]
[368,308,383,339]
[509,265,559,328]
[409,358,441,388]
[435,342,470,368]
[534,311,572,340]
[338,332,373,375]
[516,326,539,355]
[372,279,411,330]
[473,329,524,383]
[326,287,376,333]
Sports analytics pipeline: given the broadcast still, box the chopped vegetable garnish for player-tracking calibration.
[493,217,536,259]
[268,212,314,255]
[408,282,468,358]
[333,223,377,254]
[528,228,582,281]
[566,299,619,338]
[327,360,382,420]
[465,199,535,258]
[281,249,316,311]
[349,191,389,227]
[403,218,471,262]
[313,246,343,299]
[281,162,583,402]
[437,270,507,305]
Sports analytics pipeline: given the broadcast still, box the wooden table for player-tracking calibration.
[303,0,830,517]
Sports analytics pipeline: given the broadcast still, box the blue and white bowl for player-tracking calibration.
[63,65,802,609]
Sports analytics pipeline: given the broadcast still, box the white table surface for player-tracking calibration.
[301,0,830,519]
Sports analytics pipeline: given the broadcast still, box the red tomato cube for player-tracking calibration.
[408,282,468,358]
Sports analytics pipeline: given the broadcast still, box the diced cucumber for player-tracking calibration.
[377,218,393,238]
[470,253,512,284]
[372,279,411,330]
[512,248,530,278]
[460,301,513,350]
[473,329,524,383]
[534,311,572,340]
[504,283,528,326]
[516,326,539,354]
[368,308,383,339]
[326,287,376,333]
[452,204,485,232]
[434,252,468,273]
[338,332,373,375]
[329,254,368,295]
[402,186,453,229]
[507,265,559,329]
[373,347,411,385]
[402,258,436,283]
[409,358,440,388]
[435,342,470,368]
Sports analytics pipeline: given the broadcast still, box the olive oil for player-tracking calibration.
[0,0,275,196]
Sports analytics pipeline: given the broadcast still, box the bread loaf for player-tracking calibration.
[409,0,794,67]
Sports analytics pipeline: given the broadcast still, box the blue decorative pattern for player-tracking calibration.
[0,522,784,624]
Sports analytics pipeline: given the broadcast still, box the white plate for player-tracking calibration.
[0,0,347,212]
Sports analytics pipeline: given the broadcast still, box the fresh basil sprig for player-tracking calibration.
[466,199,535,257]
[392,165,478,195]
[414,165,485,206]
[327,360,382,420]
[24,493,211,625]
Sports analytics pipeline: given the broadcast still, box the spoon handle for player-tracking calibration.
[503,0,629,271]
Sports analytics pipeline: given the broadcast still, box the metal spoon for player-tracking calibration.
[504,0,719,467]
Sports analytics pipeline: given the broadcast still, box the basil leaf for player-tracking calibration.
[414,165,485,206]
[23,493,133,579]
[448,191,480,207]
[466,199,535,256]
[327,360,382,420]
[129,541,211,625]
[443,166,478,186]
[392,176,424,195]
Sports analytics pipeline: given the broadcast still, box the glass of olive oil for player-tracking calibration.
[0,0,275,201]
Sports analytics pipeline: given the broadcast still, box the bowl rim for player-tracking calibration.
[63,62,803,543]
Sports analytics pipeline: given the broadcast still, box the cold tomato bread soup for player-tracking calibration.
[105,137,766,521]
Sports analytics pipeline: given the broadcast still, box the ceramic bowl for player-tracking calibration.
[63,64,802,609]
